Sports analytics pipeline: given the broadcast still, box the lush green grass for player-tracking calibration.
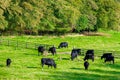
[1,31,120,51]
[0,31,120,80]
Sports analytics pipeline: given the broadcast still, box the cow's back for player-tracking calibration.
[58,42,68,48]
[38,46,45,52]
[86,50,94,55]
[41,58,54,64]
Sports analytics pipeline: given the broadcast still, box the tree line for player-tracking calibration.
[0,0,120,35]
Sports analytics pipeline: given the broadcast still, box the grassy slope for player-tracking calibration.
[0,31,120,80]
[1,31,120,51]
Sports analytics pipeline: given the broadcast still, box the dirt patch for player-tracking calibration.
[62,32,110,37]
[82,32,110,36]
[83,32,110,36]
[65,34,84,37]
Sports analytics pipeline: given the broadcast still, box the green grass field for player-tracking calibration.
[0,31,120,80]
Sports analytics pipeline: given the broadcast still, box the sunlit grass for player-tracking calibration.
[0,31,120,80]
[0,45,120,80]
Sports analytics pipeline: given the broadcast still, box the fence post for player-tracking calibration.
[0,39,1,45]
[7,40,10,46]
[26,42,28,48]
[35,43,37,49]
[16,41,18,47]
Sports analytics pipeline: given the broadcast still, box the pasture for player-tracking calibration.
[0,31,120,80]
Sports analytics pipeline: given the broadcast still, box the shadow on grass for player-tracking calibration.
[90,69,120,75]
[57,57,70,61]
[48,70,120,80]
[24,53,37,56]
[107,64,120,70]
[98,63,120,70]
[0,64,4,67]
[61,58,70,60]
[70,67,82,70]
[27,66,40,69]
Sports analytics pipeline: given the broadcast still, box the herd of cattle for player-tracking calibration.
[6,42,115,70]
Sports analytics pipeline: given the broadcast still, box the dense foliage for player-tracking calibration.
[0,0,120,35]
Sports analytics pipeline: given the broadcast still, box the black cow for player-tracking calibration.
[41,58,56,68]
[71,48,81,61]
[38,46,45,56]
[6,58,12,67]
[48,46,56,55]
[58,42,68,48]
[72,48,81,55]
[101,53,112,59]
[84,61,89,70]
[84,50,94,62]
[101,53,114,64]
[71,51,78,61]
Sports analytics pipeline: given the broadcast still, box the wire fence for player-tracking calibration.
[0,38,120,58]
[0,39,53,50]
[80,48,120,58]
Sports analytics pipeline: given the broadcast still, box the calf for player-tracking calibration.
[41,58,56,68]
[38,46,45,56]
[48,46,56,55]
[71,48,81,61]
[84,61,89,70]
[84,50,94,62]
[6,58,12,67]
[58,42,68,48]
[101,53,114,64]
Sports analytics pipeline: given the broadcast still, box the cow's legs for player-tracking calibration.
[113,59,114,64]
[38,52,40,56]
[104,60,106,63]
[41,52,43,55]
[52,52,54,56]
[85,67,87,70]
[41,64,44,68]
[92,58,94,62]
[48,65,50,68]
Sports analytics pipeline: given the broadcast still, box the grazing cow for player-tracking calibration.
[101,53,112,59]
[71,51,78,61]
[48,46,56,55]
[6,58,12,67]
[84,61,89,70]
[41,58,56,68]
[38,46,45,56]
[58,42,68,48]
[71,48,81,61]
[72,48,81,55]
[84,50,94,62]
[101,53,114,64]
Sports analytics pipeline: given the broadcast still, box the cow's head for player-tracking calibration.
[48,48,51,53]
[84,57,86,61]
[58,45,61,49]
[101,56,104,60]
[53,64,57,68]
[71,56,74,61]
